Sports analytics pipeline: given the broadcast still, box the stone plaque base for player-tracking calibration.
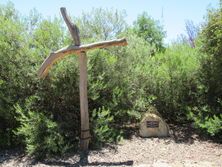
[139,112,169,138]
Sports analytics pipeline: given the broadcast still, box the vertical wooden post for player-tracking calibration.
[60,7,90,151]
[79,51,90,151]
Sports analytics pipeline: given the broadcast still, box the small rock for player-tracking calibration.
[139,110,169,138]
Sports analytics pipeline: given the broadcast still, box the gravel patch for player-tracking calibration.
[1,125,222,167]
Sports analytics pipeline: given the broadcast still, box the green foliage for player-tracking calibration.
[187,105,222,136]
[75,8,127,41]
[187,7,222,136]
[133,12,166,53]
[0,3,31,148]
[138,44,200,120]
[199,8,222,106]
[0,2,67,149]
[0,2,18,21]
[91,107,123,147]
[32,18,64,57]
[15,101,68,159]
[1,1,222,155]
[87,31,155,124]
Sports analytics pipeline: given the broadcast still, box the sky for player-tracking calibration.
[1,0,219,43]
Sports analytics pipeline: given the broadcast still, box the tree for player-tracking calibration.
[0,2,30,148]
[188,5,222,137]
[75,8,127,41]
[199,7,222,106]
[185,20,199,48]
[133,12,166,53]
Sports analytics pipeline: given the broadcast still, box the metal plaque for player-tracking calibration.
[146,121,159,128]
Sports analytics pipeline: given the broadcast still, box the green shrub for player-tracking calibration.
[140,44,201,121]
[87,31,155,123]
[0,2,67,149]
[187,6,222,136]
[90,107,123,147]
[187,105,222,136]
[198,7,222,107]
[0,3,31,148]
[15,102,68,159]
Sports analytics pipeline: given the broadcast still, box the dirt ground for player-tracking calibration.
[1,125,222,167]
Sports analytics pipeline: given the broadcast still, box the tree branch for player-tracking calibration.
[60,7,80,46]
[38,38,127,78]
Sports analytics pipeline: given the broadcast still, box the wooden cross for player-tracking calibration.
[38,7,127,151]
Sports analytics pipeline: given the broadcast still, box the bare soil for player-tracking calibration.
[1,124,222,167]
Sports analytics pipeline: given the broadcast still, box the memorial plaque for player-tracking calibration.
[146,121,159,128]
[140,112,169,137]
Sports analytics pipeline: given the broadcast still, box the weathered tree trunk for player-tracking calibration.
[79,51,90,151]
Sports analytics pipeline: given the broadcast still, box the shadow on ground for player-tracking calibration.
[41,160,133,167]
[122,122,222,144]
[169,123,198,144]
[37,151,133,167]
[0,149,133,167]
[169,123,222,144]
[0,148,25,164]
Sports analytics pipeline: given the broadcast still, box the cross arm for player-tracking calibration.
[38,38,127,78]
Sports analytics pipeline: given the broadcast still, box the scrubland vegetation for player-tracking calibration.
[0,1,221,159]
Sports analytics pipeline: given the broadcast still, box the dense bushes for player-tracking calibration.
[15,101,68,159]
[0,3,31,148]
[91,107,123,148]
[142,44,201,121]
[187,7,222,136]
[0,1,221,158]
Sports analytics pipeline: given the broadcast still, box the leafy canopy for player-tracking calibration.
[133,12,166,53]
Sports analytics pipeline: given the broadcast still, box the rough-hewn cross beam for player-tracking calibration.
[38,38,127,78]
[38,7,127,151]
